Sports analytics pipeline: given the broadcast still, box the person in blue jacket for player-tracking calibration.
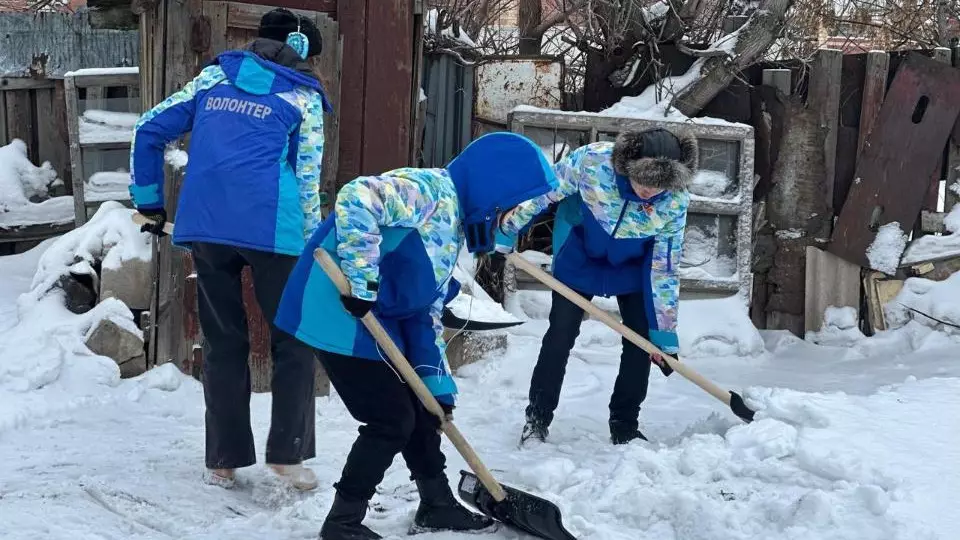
[499,128,697,446]
[275,132,558,539]
[130,8,332,490]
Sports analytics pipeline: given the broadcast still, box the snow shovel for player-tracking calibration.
[314,248,577,540]
[441,307,525,331]
[508,253,756,423]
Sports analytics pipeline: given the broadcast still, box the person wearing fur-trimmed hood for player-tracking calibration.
[499,127,697,446]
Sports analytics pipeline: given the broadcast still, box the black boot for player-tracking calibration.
[412,476,494,532]
[610,420,648,445]
[319,493,382,540]
[519,417,549,447]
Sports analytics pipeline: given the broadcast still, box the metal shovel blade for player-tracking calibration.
[441,307,525,331]
[458,471,577,540]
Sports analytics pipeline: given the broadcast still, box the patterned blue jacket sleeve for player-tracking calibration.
[129,65,225,209]
[296,91,326,239]
[500,146,584,237]
[334,171,441,300]
[648,191,689,354]
[428,290,458,405]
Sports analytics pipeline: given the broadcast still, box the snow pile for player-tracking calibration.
[902,185,960,264]
[806,306,866,346]
[690,169,734,199]
[23,202,151,307]
[64,67,139,78]
[888,271,960,332]
[85,171,131,202]
[447,293,519,324]
[79,110,139,144]
[678,295,764,358]
[0,140,74,228]
[866,222,907,274]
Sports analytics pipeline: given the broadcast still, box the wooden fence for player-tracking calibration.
[0,12,139,187]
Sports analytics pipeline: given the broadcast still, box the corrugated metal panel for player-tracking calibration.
[421,52,474,167]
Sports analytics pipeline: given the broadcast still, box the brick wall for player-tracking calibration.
[0,0,29,12]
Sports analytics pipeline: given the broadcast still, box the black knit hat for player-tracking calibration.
[258,8,322,58]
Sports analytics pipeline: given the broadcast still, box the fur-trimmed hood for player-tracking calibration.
[611,128,698,192]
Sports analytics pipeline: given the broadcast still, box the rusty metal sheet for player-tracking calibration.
[475,57,561,125]
[829,52,960,268]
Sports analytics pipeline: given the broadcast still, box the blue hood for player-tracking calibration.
[446,132,558,252]
[216,49,333,112]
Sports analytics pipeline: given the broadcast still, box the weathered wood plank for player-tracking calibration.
[0,93,7,146]
[203,1,229,58]
[0,78,55,91]
[5,90,36,160]
[858,51,889,160]
[829,53,960,268]
[227,1,320,30]
[71,74,141,89]
[915,49,953,237]
[804,246,861,335]
[313,14,341,210]
[808,49,842,213]
[34,84,71,187]
[226,0,337,15]
[64,76,86,224]
[0,12,138,78]
[336,0,366,184]
[363,0,412,173]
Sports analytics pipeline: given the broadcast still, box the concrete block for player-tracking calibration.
[86,318,144,365]
[100,257,152,310]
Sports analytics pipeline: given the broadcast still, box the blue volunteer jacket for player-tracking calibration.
[275,133,558,405]
[130,39,333,255]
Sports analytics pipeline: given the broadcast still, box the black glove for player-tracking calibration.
[340,295,376,318]
[651,353,674,377]
[138,208,168,237]
[429,402,455,433]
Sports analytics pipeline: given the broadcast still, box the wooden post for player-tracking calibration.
[947,47,960,213]
[761,68,791,95]
[64,76,86,226]
[915,48,954,237]
[858,51,889,161]
[0,91,7,146]
[809,48,842,216]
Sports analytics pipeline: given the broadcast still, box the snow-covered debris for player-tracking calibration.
[425,8,478,48]
[888,271,960,331]
[902,190,960,264]
[690,169,733,198]
[0,140,73,228]
[866,222,907,274]
[24,202,151,307]
[0,140,60,211]
[807,306,866,346]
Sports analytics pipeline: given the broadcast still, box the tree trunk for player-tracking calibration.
[670,0,794,116]
[519,0,543,54]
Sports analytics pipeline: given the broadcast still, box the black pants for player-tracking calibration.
[526,290,652,433]
[193,242,317,469]
[319,351,446,501]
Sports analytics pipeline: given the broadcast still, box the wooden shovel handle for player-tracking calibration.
[314,248,508,502]
[132,212,175,235]
[508,253,733,406]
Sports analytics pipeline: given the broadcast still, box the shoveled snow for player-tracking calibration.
[447,293,520,325]
[0,140,74,228]
[806,306,866,346]
[866,222,907,274]
[24,202,151,308]
[2,234,960,539]
[85,171,131,202]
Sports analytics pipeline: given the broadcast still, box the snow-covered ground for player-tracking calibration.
[1,218,959,540]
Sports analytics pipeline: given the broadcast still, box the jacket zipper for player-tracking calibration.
[603,203,631,296]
